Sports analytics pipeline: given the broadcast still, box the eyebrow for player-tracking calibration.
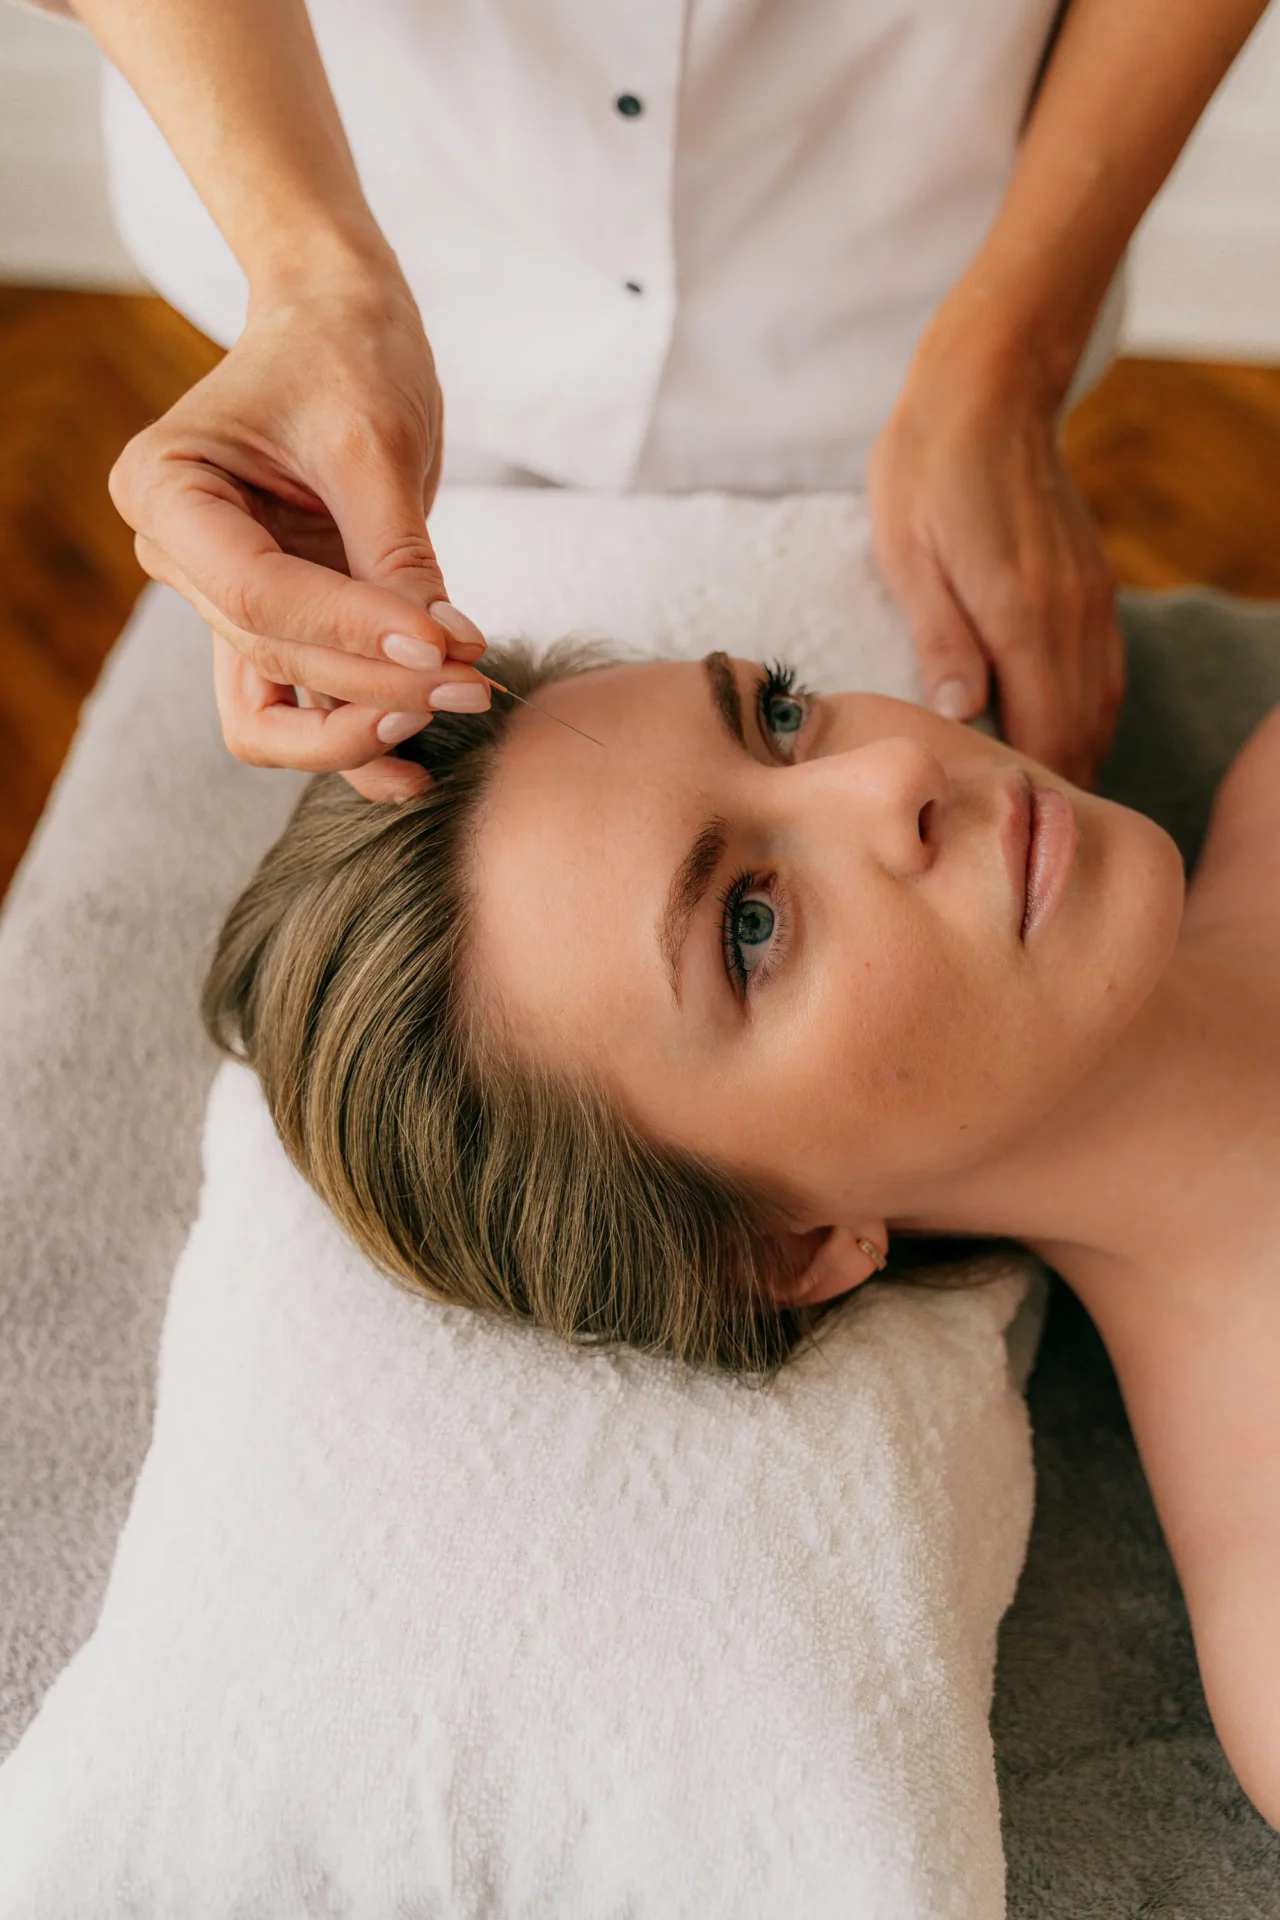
[656,655,754,1003]
[659,816,729,1003]
[704,649,746,746]
[657,653,754,1002]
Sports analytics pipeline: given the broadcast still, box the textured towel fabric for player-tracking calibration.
[431,485,926,690]
[0,1063,1035,1919]
[0,488,1043,1917]
[0,488,910,1777]
[0,586,303,1768]
[1,484,1278,1912]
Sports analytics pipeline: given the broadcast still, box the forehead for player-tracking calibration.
[469,659,722,1067]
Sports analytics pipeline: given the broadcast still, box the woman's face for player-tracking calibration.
[470,656,1183,1234]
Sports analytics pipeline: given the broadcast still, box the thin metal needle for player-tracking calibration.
[480,676,606,748]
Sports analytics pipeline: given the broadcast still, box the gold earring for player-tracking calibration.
[856,1237,888,1272]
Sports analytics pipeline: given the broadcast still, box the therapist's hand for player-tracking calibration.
[109,265,488,803]
[867,317,1124,789]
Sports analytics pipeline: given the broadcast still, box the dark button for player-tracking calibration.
[624,280,644,295]
[615,93,644,118]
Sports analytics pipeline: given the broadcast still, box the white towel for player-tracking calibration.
[430,487,925,699]
[0,486,1042,1917]
[0,1063,1036,1917]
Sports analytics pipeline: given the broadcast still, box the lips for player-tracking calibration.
[996,770,1076,942]
[1021,785,1077,941]
[998,772,1034,937]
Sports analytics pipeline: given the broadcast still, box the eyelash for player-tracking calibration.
[756,660,809,757]
[719,867,789,998]
[718,662,807,998]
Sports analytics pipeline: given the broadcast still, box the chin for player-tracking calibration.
[1088,800,1186,1015]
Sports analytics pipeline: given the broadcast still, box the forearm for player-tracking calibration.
[70,0,399,302]
[940,0,1269,401]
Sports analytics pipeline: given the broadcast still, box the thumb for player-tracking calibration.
[894,558,991,722]
[326,453,485,659]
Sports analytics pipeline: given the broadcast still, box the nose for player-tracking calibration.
[785,735,952,878]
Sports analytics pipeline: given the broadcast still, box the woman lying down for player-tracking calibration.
[205,642,1280,1829]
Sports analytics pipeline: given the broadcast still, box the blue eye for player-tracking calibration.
[766,696,804,744]
[722,876,778,991]
[758,663,807,761]
[734,893,775,965]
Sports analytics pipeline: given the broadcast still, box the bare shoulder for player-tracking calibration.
[1185,702,1280,934]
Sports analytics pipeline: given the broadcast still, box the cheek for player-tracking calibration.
[817,938,1006,1140]
[707,918,1003,1191]
[762,900,1092,1204]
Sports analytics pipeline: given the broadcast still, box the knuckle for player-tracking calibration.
[374,410,426,471]
[989,619,1040,668]
[250,638,292,685]
[370,531,445,589]
[107,430,158,524]
[986,579,1050,656]
[220,571,270,639]
[1023,578,1059,638]
[325,406,422,474]
[220,719,267,768]
[133,532,169,585]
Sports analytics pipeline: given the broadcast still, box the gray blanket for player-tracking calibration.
[0,584,1277,1912]
[999,591,1280,1913]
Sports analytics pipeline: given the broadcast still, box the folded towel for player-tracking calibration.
[429,486,925,698]
[0,485,1047,1916]
[0,1061,1038,1918]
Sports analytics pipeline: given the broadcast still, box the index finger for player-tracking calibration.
[143,465,458,665]
[210,635,430,776]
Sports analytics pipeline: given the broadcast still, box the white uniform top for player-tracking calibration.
[100,0,1117,494]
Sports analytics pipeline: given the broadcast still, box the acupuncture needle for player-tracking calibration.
[295,677,605,748]
[479,675,606,748]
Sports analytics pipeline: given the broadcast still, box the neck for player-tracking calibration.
[895,941,1236,1303]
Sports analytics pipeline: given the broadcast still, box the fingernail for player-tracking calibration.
[428,601,486,652]
[429,681,490,714]
[383,632,444,671]
[931,677,975,721]
[376,710,431,745]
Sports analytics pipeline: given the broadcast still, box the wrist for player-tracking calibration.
[246,221,409,320]
[923,241,1114,416]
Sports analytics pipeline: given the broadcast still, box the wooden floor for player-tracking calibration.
[0,289,221,897]
[1,283,1280,903]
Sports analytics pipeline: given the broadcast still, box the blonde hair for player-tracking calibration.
[203,644,821,1373]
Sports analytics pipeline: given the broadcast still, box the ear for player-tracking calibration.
[768,1224,889,1307]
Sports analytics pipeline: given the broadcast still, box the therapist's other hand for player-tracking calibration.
[867,327,1124,789]
[109,267,488,802]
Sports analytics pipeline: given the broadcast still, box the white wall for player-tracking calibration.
[1120,1,1280,359]
[1,0,1278,357]
[0,1,141,287]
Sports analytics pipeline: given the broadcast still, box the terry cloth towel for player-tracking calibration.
[0,487,1045,1918]
[3,482,1278,1912]
[0,1060,1037,1919]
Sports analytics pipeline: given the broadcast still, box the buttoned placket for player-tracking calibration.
[581,0,686,489]
[100,0,1099,494]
